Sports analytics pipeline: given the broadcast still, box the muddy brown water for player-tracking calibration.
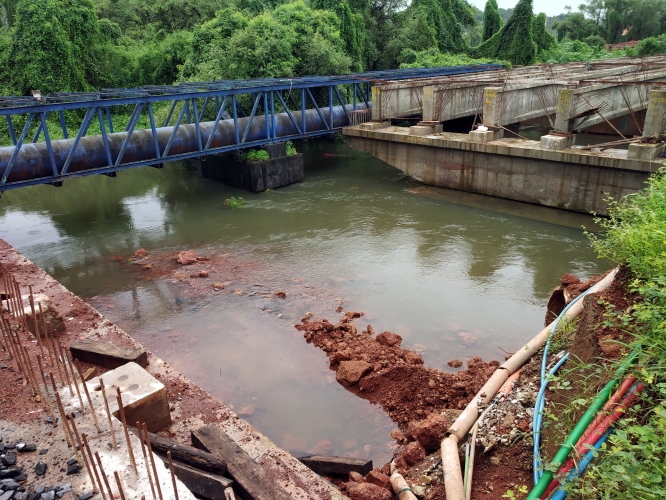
[0,141,606,466]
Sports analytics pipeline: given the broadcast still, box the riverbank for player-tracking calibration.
[294,265,642,500]
[0,238,346,499]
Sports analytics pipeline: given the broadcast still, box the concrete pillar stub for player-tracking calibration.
[422,86,435,122]
[553,88,575,133]
[642,89,666,137]
[371,86,381,121]
[469,129,503,143]
[540,134,574,150]
[481,87,502,127]
[627,142,663,160]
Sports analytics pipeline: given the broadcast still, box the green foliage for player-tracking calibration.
[568,169,666,498]
[286,141,297,155]
[583,34,606,49]
[93,0,224,38]
[482,0,501,42]
[472,0,536,66]
[9,0,100,95]
[552,12,598,42]
[184,1,349,81]
[532,13,555,55]
[538,39,626,63]
[243,149,270,161]
[412,0,467,53]
[335,1,366,71]
[636,34,666,56]
[399,47,509,68]
[224,196,245,208]
[589,171,666,281]
[381,9,437,68]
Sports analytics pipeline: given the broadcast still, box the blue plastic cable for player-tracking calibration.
[532,352,569,484]
[533,287,597,485]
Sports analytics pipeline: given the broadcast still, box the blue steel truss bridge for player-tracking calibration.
[0,65,499,191]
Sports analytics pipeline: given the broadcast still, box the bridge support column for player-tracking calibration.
[199,142,304,192]
[540,89,576,150]
[469,87,505,143]
[628,89,666,160]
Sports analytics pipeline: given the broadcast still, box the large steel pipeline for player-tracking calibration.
[0,103,368,185]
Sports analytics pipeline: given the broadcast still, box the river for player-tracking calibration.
[0,141,606,465]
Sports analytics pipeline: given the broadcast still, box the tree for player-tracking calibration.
[412,0,467,53]
[482,0,501,41]
[224,13,298,79]
[381,9,437,68]
[532,12,555,54]
[336,1,366,71]
[473,0,537,65]
[9,0,99,95]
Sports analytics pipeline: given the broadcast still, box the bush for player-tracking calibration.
[286,141,297,155]
[636,36,666,57]
[243,149,270,161]
[583,35,606,50]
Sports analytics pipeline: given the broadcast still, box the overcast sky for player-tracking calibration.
[466,0,574,17]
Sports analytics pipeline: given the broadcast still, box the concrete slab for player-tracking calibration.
[87,362,171,432]
[71,338,148,369]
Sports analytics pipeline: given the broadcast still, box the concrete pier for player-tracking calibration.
[199,141,304,192]
[344,123,662,215]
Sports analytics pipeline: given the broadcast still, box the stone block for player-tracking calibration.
[627,142,662,160]
[70,338,148,369]
[469,130,502,143]
[540,134,573,150]
[87,362,171,432]
[16,294,65,337]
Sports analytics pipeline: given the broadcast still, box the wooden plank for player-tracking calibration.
[299,455,373,476]
[156,456,232,500]
[192,425,292,500]
[71,338,147,368]
[137,429,227,475]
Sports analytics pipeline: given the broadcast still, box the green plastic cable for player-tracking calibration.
[527,350,638,499]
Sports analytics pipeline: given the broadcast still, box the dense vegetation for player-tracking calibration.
[570,171,666,498]
[0,0,663,97]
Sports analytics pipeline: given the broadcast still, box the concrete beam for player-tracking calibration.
[481,64,654,127]
[372,56,666,124]
[553,68,666,134]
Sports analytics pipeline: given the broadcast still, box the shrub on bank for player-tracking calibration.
[575,169,666,498]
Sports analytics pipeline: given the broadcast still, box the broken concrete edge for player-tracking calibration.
[0,239,349,500]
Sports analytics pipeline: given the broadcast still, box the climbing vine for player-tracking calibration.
[472,0,536,66]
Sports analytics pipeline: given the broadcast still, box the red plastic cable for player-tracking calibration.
[540,382,644,499]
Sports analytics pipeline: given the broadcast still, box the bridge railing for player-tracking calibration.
[0,66,498,191]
